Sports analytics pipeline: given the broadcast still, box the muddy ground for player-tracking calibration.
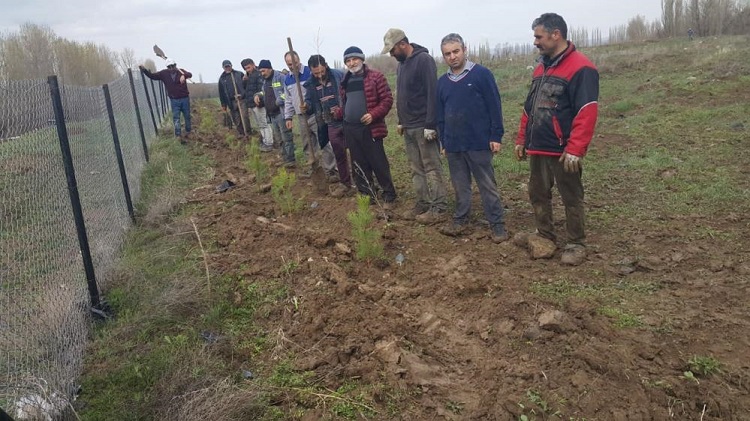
[179,106,749,421]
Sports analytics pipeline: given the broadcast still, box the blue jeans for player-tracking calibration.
[269,113,295,163]
[446,150,505,228]
[170,97,191,136]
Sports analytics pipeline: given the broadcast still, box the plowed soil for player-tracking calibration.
[183,110,750,421]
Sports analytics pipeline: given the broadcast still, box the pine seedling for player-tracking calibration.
[271,167,302,214]
[347,194,384,261]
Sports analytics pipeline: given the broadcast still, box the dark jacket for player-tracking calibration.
[218,70,245,110]
[516,42,599,157]
[396,44,437,130]
[258,70,286,116]
[335,65,393,139]
[304,67,345,128]
[437,62,504,153]
[243,69,263,108]
[141,67,192,99]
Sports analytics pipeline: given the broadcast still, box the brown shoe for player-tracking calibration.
[415,210,447,225]
[330,184,354,198]
[561,244,586,266]
[401,206,429,221]
[382,201,396,211]
[490,225,509,243]
[439,222,468,237]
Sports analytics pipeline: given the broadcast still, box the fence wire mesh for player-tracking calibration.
[1,71,166,419]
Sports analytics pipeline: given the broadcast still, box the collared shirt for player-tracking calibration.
[447,60,476,82]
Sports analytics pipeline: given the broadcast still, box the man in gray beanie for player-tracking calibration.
[333,46,397,209]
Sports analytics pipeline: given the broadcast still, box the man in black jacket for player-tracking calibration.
[218,60,248,136]
[242,58,272,150]
[383,28,448,223]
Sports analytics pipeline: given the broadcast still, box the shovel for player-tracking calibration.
[153,44,194,83]
[286,37,327,193]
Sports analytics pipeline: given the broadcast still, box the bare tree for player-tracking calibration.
[117,47,137,73]
[142,58,157,72]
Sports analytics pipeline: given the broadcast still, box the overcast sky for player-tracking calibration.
[0,0,663,81]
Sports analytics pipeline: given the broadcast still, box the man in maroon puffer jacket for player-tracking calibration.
[334,46,397,209]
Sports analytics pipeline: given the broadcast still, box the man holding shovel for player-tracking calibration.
[218,60,249,136]
[283,51,338,181]
[139,59,192,142]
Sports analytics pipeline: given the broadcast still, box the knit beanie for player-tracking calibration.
[343,46,365,61]
[258,59,273,69]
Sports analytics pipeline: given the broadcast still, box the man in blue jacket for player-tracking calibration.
[436,33,509,243]
[303,54,353,197]
[284,51,337,180]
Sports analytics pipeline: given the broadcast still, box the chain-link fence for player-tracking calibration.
[0,70,169,420]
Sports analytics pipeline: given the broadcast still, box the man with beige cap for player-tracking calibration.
[382,28,448,224]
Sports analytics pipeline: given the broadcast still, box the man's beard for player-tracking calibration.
[347,63,363,73]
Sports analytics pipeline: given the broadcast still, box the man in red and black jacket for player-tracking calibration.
[515,12,599,266]
[335,46,397,208]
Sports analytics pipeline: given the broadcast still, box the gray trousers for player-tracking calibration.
[528,154,585,245]
[404,127,448,212]
[446,150,505,228]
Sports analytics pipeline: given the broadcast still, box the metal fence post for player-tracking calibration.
[102,83,136,223]
[127,68,150,162]
[159,82,167,120]
[149,79,160,127]
[140,74,158,134]
[47,75,101,308]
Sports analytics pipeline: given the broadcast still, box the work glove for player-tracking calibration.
[424,129,437,141]
[397,125,404,136]
[560,152,582,173]
[514,144,527,161]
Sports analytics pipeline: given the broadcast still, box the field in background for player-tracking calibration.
[77,36,749,421]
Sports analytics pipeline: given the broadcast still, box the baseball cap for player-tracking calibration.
[222,60,232,68]
[381,28,407,54]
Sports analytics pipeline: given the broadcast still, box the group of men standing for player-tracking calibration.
[154,12,599,266]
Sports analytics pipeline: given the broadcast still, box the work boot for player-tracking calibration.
[283,161,296,169]
[326,171,340,184]
[382,200,396,211]
[439,221,468,237]
[415,210,447,225]
[490,224,509,243]
[560,244,586,266]
[401,206,429,221]
[330,184,354,198]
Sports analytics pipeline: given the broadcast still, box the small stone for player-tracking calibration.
[242,370,254,379]
[528,234,556,259]
[538,310,568,333]
[522,326,541,340]
[335,243,352,255]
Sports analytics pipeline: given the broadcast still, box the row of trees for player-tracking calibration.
[465,0,750,61]
[0,23,157,86]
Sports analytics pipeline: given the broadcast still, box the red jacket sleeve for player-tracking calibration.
[565,67,599,157]
[367,72,393,122]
